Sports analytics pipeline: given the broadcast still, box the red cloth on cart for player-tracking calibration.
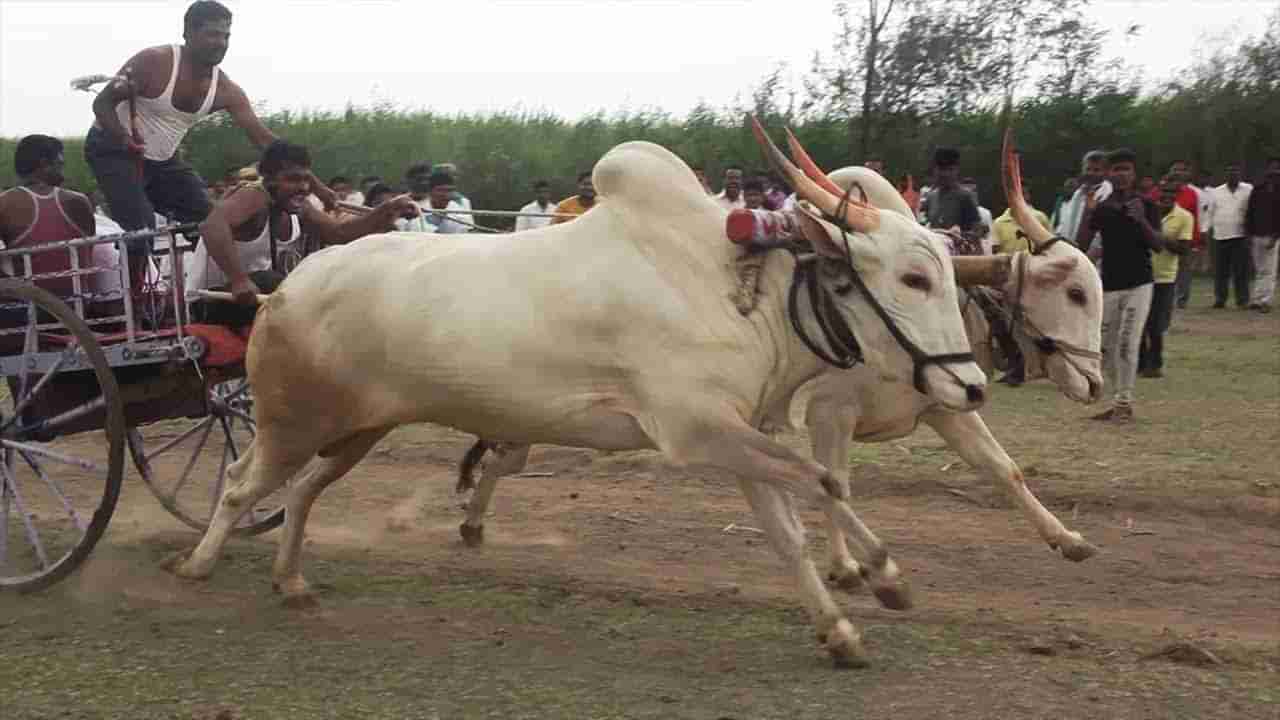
[184,323,251,366]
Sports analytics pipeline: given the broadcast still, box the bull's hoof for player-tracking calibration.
[872,582,914,611]
[159,549,210,580]
[459,522,485,547]
[826,620,870,669]
[827,567,865,594]
[1057,534,1099,562]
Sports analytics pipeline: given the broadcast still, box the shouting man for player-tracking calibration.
[191,140,416,324]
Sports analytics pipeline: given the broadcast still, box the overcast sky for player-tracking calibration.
[0,0,1273,138]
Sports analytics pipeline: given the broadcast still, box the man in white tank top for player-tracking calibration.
[84,1,336,288]
[193,140,417,324]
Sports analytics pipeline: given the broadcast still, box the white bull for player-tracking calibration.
[454,133,1105,597]
[166,128,987,668]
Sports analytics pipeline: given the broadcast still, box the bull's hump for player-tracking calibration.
[594,141,718,222]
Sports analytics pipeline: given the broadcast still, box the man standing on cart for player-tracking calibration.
[84,1,335,291]
[191,140,417,326]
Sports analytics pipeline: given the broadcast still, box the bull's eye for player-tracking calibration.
[1067,287,1087,305]
[901,273,931,293]
[833,282,854,296]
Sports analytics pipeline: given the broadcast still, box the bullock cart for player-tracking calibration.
[0,225,286,592]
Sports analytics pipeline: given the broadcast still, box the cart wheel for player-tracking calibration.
[128,378,284,536]
[0,282,125,593]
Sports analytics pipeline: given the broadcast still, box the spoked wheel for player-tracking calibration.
[0,283,125,593]
[128,377,284,536]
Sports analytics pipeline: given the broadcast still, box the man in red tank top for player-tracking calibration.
[84,1,335,286]
[0,136,97,298]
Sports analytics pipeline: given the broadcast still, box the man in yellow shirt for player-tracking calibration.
[550,171,598,225]
[992,187,1053,254]
[1139,178,1193,378]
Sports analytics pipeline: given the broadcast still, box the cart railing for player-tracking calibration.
[0,224,202,374]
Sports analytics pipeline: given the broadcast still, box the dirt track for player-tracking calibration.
[1,296,1277,719]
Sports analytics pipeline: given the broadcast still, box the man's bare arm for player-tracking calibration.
[92,49,160,150]
[61,192,97,238]
[222,80,277,150]
[300,195,418,246]
[197,187,269,304]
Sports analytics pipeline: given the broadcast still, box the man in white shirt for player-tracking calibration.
[515,180,556,232]
[1208,163,1253,308]
[421,171,471,234]
[1056,150,1112,254]
[715,167,745,211]
[434,163,473,213]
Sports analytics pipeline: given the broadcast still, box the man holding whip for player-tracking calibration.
[83,1,335,290]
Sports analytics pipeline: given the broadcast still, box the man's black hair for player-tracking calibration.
[577,171,592,183]
[933,147,960,168]
[742,178,765,193]
[363,182,396,208]
[428,172,455,189]
[184,1,232,36]
[329,175,350,186]
[406,163,432,178]
[14,135,63,177]
[533,180,550,190]
[1107,148,1138,166]
[259,140,312,177]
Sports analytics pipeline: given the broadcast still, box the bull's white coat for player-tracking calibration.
[461,165,1105,600]
[170,141,985,667]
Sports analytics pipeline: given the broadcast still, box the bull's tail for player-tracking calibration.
[456,438,491,494]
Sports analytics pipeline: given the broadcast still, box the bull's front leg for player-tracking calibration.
[659,412,911,667]
[804,394,867,593]
[922,410,1098,561]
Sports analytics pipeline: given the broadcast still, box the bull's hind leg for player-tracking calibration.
[272,428,392,606]
[923,410,1097,561]
[459,442,531,547]
[168,434,313,580]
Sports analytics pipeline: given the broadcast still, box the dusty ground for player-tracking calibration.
[1,287,1278,719]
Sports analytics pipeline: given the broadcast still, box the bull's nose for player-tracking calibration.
[964,384,985,404]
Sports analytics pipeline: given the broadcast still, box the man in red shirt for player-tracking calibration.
[1168,161,1202,308]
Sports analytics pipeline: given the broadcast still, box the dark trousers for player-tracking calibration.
[84,126,211,257]
[189,270,284,329]
[1213,236,1252,307]
[1139,282,1176,371]
[1174,259,1194,308]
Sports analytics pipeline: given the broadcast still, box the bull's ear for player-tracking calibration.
[794,201,866,261]
[1029,255,1078,288]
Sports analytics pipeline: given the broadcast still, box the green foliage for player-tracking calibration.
[1,5,1275,225]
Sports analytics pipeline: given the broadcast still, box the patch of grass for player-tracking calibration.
[2,540,1277,720]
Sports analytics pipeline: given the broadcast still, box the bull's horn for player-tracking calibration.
[1002,129,1055,252]
[784,128,879,222]
[952,255,1012,288]
[783,128,847,198]
[748,116,879,233]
